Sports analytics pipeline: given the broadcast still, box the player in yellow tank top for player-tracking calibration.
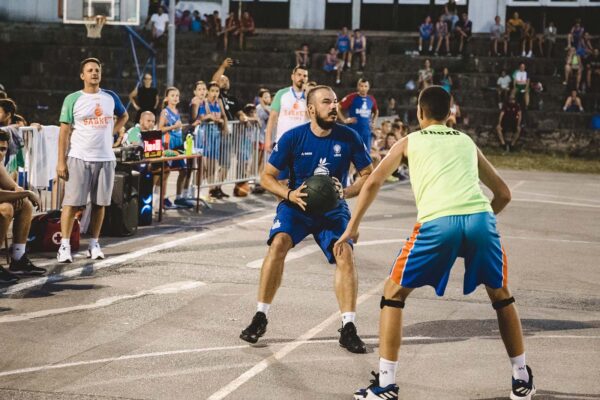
[335,86,536,400]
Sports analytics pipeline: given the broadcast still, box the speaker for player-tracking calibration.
[102,169,139,236]
[138,166,153,226]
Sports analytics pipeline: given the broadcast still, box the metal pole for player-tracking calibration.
[167,0,176,87]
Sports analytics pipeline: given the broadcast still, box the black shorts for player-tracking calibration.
[502,120,518,133]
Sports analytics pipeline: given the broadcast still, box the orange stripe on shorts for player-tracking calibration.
[390,222,422,284]
[501,244,508,287]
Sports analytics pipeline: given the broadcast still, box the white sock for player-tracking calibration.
[379,357,398,387]
[257,302,270,316]
[418,45,422,51]
[341,312,356,327]
[89,238,99,249]
[510,353,528,382]
[12,243,26,261]
[61,238,70,247]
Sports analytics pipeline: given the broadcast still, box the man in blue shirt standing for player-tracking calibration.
[339,78,379,151]
[240,86,374,354]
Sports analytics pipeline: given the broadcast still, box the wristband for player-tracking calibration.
[287,189,292,201]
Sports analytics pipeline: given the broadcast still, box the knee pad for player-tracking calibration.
[380,296,405,309]
[492,296,515,310]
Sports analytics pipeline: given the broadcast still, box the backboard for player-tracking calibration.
[63,0,140,25]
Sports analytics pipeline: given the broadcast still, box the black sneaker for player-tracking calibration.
[510,365,536,400]
[240,311,268,344]
[9,255,46,276]
[0,266,19,284]
[218,188,230,198]
[209,188,223,199]
[338,322,367,353]
[252,184,266,194]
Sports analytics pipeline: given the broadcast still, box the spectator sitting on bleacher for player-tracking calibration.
[336,27,352,69]
[0,131,44,285]
[384,97,398,117]
[239,11,256,50]
[437,66,453,93]
[418,59,434,90]
[506,12,524,55]
[454,12,472,56]
[568,19,585,50]
[564,47,583,89]
[434,14,450,56]
[124,111,156,146]
[512,62,530,109]
[497,69,512,108]
[520,21,535,58]
[538,21,557,58]
[577,32,594,59]
[418,16,434,54]
[563,90,584,112]
[586,48,600,92]
[221,11,240,52]
[324,46,344,85]
[295,43,311,69]
[496,95,522,152]
[490,15,508,57]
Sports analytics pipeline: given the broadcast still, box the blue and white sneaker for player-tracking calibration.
[354,371,399,399]
[510,365,536,400]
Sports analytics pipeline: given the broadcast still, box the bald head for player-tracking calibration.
[139,111,156,131]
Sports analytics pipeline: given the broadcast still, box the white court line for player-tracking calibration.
[245,239,404,269]
[205,282,384,400]
[512,190,600,204]
[0,211,274,296]
[511,197,600,208]
[0,281,205,323]
[510,180,526,191]
[0,335,597,379]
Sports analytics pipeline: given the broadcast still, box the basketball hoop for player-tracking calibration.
[84,15,107,39]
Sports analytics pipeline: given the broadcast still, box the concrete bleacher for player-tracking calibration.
[1,23,598,157]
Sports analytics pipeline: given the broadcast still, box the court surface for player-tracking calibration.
[0,169,599,400]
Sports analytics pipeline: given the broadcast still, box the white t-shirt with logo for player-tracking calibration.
[271,87,308,142]
[59,89,126,161]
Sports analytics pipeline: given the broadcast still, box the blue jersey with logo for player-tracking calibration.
[339,92,378,146]
[163,106,183,149]
[336,34,351,52]
[268,122,371,191]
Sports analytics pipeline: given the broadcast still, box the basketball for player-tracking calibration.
[301,175,339,215]
[234,182,251,197]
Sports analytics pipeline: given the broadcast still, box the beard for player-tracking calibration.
[316,113,337,130]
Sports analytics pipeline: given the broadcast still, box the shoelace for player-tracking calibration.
[367,371,380,389]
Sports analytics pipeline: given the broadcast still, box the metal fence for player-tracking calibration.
[193,120,262,189]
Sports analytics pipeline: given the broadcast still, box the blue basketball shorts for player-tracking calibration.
[267,200,351,264]
[204,124,221,160]
[389,212,508,296]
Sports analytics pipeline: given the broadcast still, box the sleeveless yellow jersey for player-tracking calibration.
[407,124,492,223]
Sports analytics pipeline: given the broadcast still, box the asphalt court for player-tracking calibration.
[0,169,598,399]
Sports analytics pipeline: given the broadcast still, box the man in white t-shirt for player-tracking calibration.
[150,7,170,41]
[512,62,530,109]
[56,58,128,263]
[496,69,512,108]
[265,65,309,181]
[265,65,309,149]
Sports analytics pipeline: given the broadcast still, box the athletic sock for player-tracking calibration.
[89,238,99,249]
[61,238,70,247]
[11,243,26,261]
[257,302,270,316]
[341,312,356,327]
[379,357,398,387]
[510,353,529,382]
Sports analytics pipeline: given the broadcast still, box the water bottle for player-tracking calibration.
[185,133,193,156]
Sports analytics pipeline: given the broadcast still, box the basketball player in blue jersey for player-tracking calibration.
[240,85,374,353]
[339,78,379,151]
